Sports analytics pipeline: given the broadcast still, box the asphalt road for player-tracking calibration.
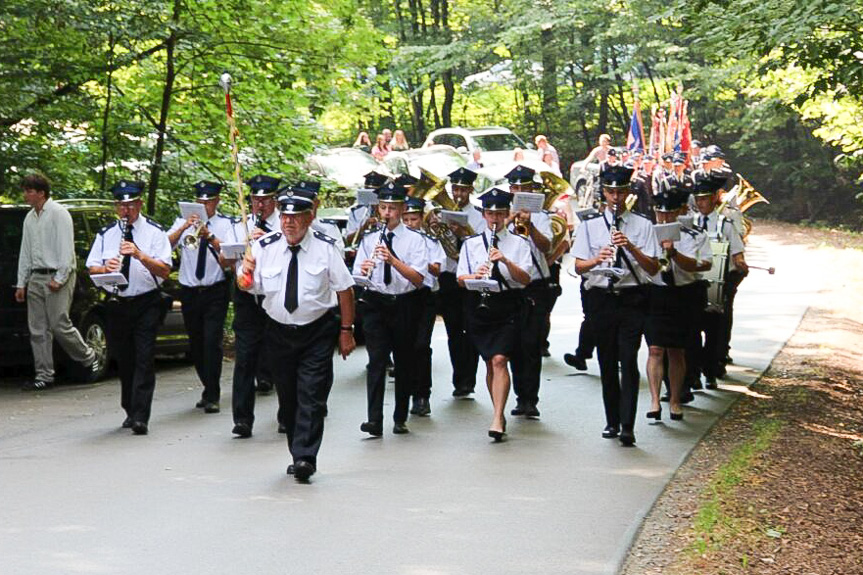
[0,231,818,575]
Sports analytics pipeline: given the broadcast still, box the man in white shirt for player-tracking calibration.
[240,191,356,482]
[15,173,100,391]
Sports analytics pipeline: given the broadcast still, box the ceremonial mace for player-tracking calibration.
[220,72,254,289]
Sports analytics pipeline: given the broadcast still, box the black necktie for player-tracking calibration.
[383,232,394,285]
[661,266,675,287]
[258,220,270,233]
[194,223,208,280]
[699,215,707,231]
[285,245,300,313]
[119,226,133,291]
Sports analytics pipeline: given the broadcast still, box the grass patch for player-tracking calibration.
[688,418,784,556]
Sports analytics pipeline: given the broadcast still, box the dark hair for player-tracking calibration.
[21,172,51,198]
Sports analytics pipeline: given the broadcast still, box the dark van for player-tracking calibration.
[0,199,189,381]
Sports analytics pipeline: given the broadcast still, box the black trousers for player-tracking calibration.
[575,278,596,359]
[541,263,563,348]
[180,282,229,403]
[684,282,708,388]
[267,313,338,467]
[362,290,422,424]
[106,290,161,423]
[231,290,269,427]
[723,270,745,357]
[512,280,552,406]
[413,288,437,401]
[437,272,478,393]
[589,287,647,431]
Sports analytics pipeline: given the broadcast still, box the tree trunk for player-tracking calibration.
[146,0,180,215]
[611,51,629,121]
[540,24,558,135]
[643,61,662,105]
[99,32,115,194]
[407,78,426,142]
[428,78,440,129]
[441,69,454,127]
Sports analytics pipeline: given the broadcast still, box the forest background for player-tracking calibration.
[1,0,861,228]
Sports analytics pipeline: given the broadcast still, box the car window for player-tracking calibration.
[432,135,448,146]
[70,212,91,258]
[313,150,380,187]
[473,133,527,152]
[449,135,467,149]
[409,151,466,178]
[384,156,409,175]
[0,211,25,286]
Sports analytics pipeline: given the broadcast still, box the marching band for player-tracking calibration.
[86,139,759,481]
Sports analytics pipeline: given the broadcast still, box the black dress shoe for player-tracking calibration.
[392,422,410,435]
[277,423,287,434]
[602,425,620,439]
[195,398,207,409]
[670,411,684,421]
[619,429,636,446]
[413,397,431,416]
[646,409,662,420]
[524,403,540,418]
[131,421,148,435]
[203,402,220,414]
[681,393,695,404]
[293,460,315,482]
[510,402,526,416]
[690,379,703,391]
[705,378,718,390]
[121,417,133,429]
[360,421,383,437]
[660,394,670,403]
[488,429,506,442]
[452,388,473,398]
[716,365,727,378]
[286,464,294,475]
[255,380,273,394]
[541,348,551,358]
[232,422,252,438]
[563,353,588,371]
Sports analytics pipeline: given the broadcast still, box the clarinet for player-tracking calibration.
[254,209,266,231]
[117,216,133,293]
[477,223,498,310]
[366,216,389,277]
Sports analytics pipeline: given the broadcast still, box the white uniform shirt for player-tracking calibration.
[696,209,745,271]
[508,211,551,282]
[312,217,345,258]
[346,204,372,236]
[456,228,532,290]
[86,216,172,297]
[422,233,447,290]
[16,198,77,287]
[252,230,353,326]
[167,212,234,287]
[571,208,660,290]
[352,222,428,295]
[651,226,712,287]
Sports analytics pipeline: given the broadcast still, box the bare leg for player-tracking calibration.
[646,346,665,413]
[667,348,686,415]
[489,354,510,433]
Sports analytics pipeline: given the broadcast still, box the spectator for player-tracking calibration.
[391,129,410,151]
[513,147,525,162]
[542,150,561,176]
[466,148,484,170]
[371,134,390,161]
[382,128,393,146]
[353,131,372,153]
[15,172,100,390]
[583,134,612,165]
[535,135,560,167]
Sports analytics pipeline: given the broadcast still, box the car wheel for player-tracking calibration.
[81,314,110,381]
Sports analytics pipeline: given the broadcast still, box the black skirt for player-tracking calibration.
[463,290,523,361]
[644,284,692,348]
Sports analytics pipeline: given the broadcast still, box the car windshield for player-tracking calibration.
[314,150,379,182]
[408,152,466,177]
[473,133,526,152]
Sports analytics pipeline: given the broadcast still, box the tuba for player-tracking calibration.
[539,171,573,257]
[423,179,470,260]
[734,174,769,213]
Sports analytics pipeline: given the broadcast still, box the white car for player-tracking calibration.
[422,127,541,167]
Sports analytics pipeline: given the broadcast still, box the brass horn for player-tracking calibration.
[421,176,467,260]
[734,174,769,213]
[539,171,573,257]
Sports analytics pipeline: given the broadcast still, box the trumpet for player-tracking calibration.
[513,213,530,236]
[183,218,206,250]
[658,248,672,273]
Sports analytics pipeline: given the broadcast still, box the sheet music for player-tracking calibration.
[219,242,246,260]
[178,201,208,222]
[89,272,129,287]
[654,222,681,243]
[512,192,545,213]
[464,278,501,292]
[439,210,469,226]
[351,274,375,288]
[357,189,379,206]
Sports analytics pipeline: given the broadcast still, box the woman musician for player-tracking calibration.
[645,182,712,422]
[456,189,532,442]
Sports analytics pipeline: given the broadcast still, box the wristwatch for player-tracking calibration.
[340,325,354,332]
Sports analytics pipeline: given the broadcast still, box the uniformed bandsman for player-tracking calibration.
[346,171,389,246]
[226,174,281,438]
[571,164,660,446]
[86,181,172,435]
[503,165,553,419]
[440,167,484,397]
[353,182,429,437]
[457,188,532,442]
[166,181,233,413]
[240,191,356,483]
[645,181,712,422]
[691,171,748,388]
[401,196,446,417]
[284,180,346,257]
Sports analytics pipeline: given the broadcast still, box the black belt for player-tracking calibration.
[110,289,160,303]
[363,289,422,305]
[269,311,334,332]
[32,268,58,275]
[181,280,227,294]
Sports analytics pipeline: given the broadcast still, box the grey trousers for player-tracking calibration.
[27,273,94,382]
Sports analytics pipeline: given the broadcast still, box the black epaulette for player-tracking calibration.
[464,232,484,240]
[350,204,365,212]
[420,230,440,243]
[313,230,336,245]
[98,221,119,235]
[681,227,699,238]
[259,232,282,247]
[405,226,424,236]
[144,216,165,231]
